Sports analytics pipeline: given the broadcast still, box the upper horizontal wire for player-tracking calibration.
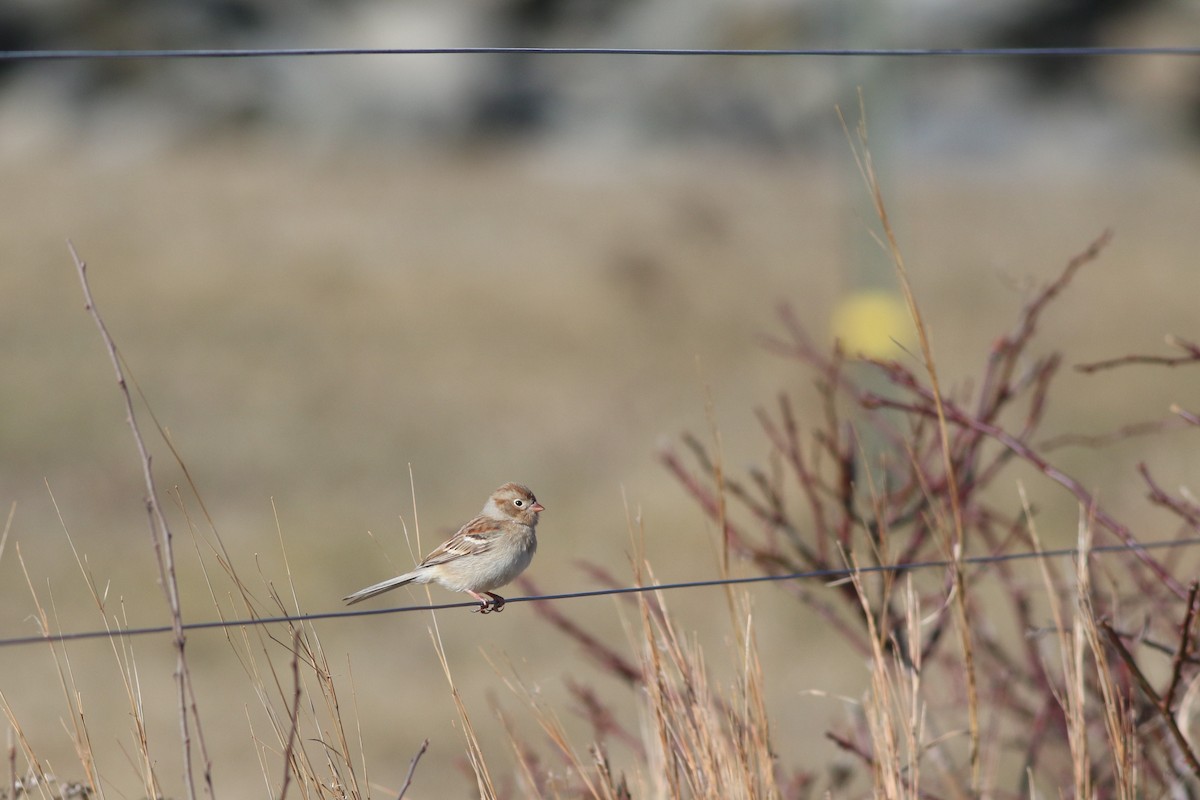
[3,46,1200,61]
[1,535,1196,650]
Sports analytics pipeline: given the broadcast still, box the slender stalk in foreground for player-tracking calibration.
[68,242,210,800]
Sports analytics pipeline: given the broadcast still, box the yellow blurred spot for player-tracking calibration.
[830,290,912,359]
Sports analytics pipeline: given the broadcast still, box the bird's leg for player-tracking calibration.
[467,590,495,614]
[485,592,506,612]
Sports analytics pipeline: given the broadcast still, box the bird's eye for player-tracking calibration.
[513,499,525,507]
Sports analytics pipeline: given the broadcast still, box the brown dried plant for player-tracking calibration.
[520,128,1200,793]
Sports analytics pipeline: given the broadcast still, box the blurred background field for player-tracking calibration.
[3,1,1200,797]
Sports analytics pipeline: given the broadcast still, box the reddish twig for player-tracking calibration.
[1018,698,1057,789]
[1101,621,1200,778]
[518,577,641,686]
[1076,335,1200,374]
[1077,353,1200,373]
[1107,625,1200,665]
[277,629,303,800]
[756,396,832,561]
[977,229,1113,420]
[566,679,644,755]
[1163,583,1200,714]
[1040,419,1179,451]
[976,513,1055,698]
[571,561,670,625]
[1140,463,1200,529]
[1173,405,1200,426]
[659,445,756,562]
[825,731,874,769]
[396,739,429,800]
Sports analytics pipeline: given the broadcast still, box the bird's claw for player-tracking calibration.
[471,593,506,614]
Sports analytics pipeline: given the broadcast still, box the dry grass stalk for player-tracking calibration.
[862,574,926,800]
[1031,496,1148,798]
[636,585,778,798]
[2,507,177,800]
[229,540,369,800]
[510,563,782,797]
[68,243,210,800]
[499,506,784,798]
[495,659,613,800]
[2,246,421,799]
[428,613,498,800]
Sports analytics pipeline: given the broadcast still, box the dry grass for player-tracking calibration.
[3,136,1200,797]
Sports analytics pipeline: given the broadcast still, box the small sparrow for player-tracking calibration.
[343,483,544,613]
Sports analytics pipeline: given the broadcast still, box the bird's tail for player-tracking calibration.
[342,570,423,605]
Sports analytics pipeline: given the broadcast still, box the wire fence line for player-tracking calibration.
[3,535,1197,650]
[3,46,1200,62]
[2,38,1193,649]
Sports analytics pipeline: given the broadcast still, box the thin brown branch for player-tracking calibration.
[1040,419,1179,451]
[277,629,303,800]
[659,445,758,564]
[1107,625,1200,665]
[518,577,641,686]
[1140,462,1200,529]
[1077,353,1200,373]
[1163,582,1200,714]
[825,731,874,769]
[68,241,204,800]
[1101,621,1200,778]
[979,229,1113,415]
[566,679,644,755]
[571,561,670,626]
[1076,335,1200,374]
[1173,405,1200,427]
[396,739,429,800]
[756,395,831,559]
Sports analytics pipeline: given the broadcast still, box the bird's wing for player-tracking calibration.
[418,515,505,568]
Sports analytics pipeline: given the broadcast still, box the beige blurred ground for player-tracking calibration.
[3,135,1200,796]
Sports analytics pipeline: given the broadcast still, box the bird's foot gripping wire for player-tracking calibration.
[470,592,506,614]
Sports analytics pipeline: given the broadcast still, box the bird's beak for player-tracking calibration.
[531,502,546,513]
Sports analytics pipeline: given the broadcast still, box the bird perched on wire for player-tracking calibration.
[343,483,544,613]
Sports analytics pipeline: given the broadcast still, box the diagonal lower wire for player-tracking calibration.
[1,536,1196,650]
